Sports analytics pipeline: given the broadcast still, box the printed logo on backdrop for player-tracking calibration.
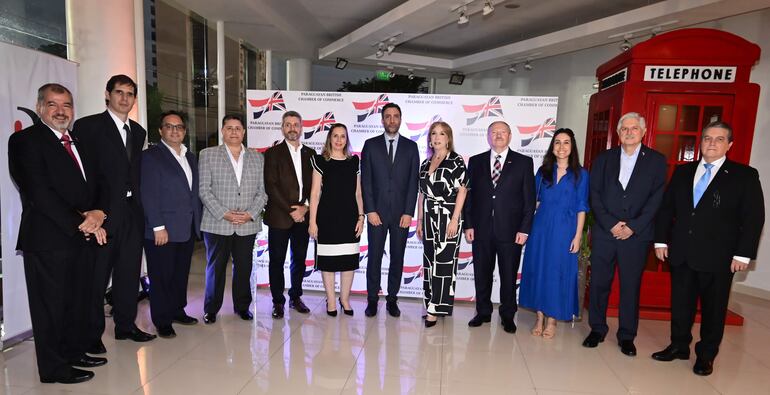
[405,114,442,142]
[462,97,503,126]
[303,259,316,278]
[353,94,390,122]
[16,107,40,131]
[302,111,336,139]
[518,117,556,147]
[403,264,423,285]
[249,91,285,120]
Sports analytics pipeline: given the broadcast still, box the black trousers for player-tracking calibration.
[203,232,256,314]
[24,244,92,380]
[588,236,648,341]
[471,237,522,320]
[268,222,309,304]
[144,236,195,328]
[366,217,409,303]
[670,263,734,360]
[89,199,144,340]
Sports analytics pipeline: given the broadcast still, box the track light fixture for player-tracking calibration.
[482,1,494,16]
[386,37,396,54]
[620,34,633,51]
[335,57,348,70]
[508,64,517,73]
[457,6,469,25]
[375,42,385,58]
[407,69,415,80]
[523,60,533,71]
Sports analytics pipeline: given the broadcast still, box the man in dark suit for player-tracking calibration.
[9,83,109,383]
[72,74,155,346]
[361,102,419,317]
[652,121,764,376]
[264,110,314,319]
[583,112,667,356]
[140,111,202,338]
[463,121,535,333]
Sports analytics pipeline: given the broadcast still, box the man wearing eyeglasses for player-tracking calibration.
[198,115,267,323]
[140,111,202,338]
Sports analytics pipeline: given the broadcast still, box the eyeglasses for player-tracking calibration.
[162,123,186,131]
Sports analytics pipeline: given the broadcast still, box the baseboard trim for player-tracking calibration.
[733,283,770,301]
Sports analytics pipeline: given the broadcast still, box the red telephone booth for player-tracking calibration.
[584,28,761,325]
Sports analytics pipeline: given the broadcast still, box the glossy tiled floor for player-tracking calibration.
[3,273,770,394]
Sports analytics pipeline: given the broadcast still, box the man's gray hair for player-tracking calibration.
[616,112,646,132]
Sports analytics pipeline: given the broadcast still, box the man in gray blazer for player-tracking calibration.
[199,114,267,323]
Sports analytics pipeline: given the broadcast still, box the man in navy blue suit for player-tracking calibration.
[583,112,667,356]
[140,111,202,338]
[463,121,535,333]
[361,103,419,317]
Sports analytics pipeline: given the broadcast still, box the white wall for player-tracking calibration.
[435,9,770,298]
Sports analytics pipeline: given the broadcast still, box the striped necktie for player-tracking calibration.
[492,154,501,188]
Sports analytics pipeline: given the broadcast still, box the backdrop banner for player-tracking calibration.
[0,42,79,342]
[246,90,557,302]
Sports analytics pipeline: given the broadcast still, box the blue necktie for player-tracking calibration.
[693,163,714,207]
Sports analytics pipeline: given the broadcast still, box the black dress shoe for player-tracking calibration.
[619,339,637,356]
[468,314,492,327]
[425,315,438,328]
[70,355,107,368]
[582,331,606,348]
[339,298,354,316]
[87,340,106,355]
[237,310,254,321]
[652,345,690,361]
[272,304,285,319]
[157,325,176,339]
[326,308,338,317]
[290,297,311,314]
[502,319,517,334]
[115,327,157,342]
[365,302,378,317]
[173,313,199,325]
[41,367,95,384]
[386,301,401,317]
[203,313,216,324]
[693,358,714,376]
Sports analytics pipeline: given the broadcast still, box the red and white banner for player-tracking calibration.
[0,42,78,342]
[246,90,558,302]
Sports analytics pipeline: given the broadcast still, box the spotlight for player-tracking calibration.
[508,64,517,73]
[457,6,469,25]
[386,44,395,54]
[388,71,396,79]
[375,49,384,58]
[449,72,465,85]
[375,42,385,58]
[523,60,533,71]
[620,39,632,51]
[335,57,348,70]
[408,69,415,80]
[482,1,494,16]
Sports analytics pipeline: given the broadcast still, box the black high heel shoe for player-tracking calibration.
[339,298,354,316]
[424,314,438,328]
[326,299,337,317]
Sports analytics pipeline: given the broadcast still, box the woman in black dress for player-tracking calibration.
[309,123,364,316]
[416,121,468,327]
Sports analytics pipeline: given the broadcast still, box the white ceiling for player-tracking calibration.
[173,0,770,76]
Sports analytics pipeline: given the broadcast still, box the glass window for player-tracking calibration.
[656,104,677,132]
[0,0,67,58]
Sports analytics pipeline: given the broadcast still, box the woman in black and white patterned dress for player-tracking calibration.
[416,121,468,327]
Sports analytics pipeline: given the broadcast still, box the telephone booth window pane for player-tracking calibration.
[678,135,697,162]
[655,134,676,160]
[679,105,700,132]
[657,105,677,131]
[702,106,723,126]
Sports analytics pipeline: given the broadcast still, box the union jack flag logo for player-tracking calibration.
[457,251,473,271]
[352,94,390,122]
[248,91,286,120]
[303,259,316,278]
[403,264,423,285]
[405,114,443,142]
[462,97,503,126]
[302,112,336,139]
[518,118,556,147]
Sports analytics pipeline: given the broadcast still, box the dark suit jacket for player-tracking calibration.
[140,144,202,242]
[463,149,535,241]
[8,123,107,252]
[590,145,667,242]
[361,134,419,221]
[72,110,146,234]
[263,141,314,229]
[655,159,765,272]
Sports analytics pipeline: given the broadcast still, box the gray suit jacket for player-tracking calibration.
[199,144,266,236]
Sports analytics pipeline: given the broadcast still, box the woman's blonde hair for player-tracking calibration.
[426,121,454,157]
[321,123,352,160]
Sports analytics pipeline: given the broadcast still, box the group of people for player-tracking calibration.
[10,76,764,385]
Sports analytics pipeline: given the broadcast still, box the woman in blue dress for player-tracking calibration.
[519,128,588,339]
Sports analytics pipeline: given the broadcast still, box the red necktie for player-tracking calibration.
[60,133,82,173]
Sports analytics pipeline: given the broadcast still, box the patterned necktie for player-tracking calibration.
[124,124,132,161]
[60,133,82,172]
[492,154,502,188]
[693,162,714,207]
[388,139,395,163]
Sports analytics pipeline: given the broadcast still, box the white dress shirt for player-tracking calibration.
[384,133,399,159]
[654,156,749,263]
[225,144,245,186]
[47,125,86,180]
[618,144,641,190]
[285,141,304,202]
[107,108,129,147]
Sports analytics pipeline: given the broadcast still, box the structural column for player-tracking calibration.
[286,58,312,91]
[216,20,226,144]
